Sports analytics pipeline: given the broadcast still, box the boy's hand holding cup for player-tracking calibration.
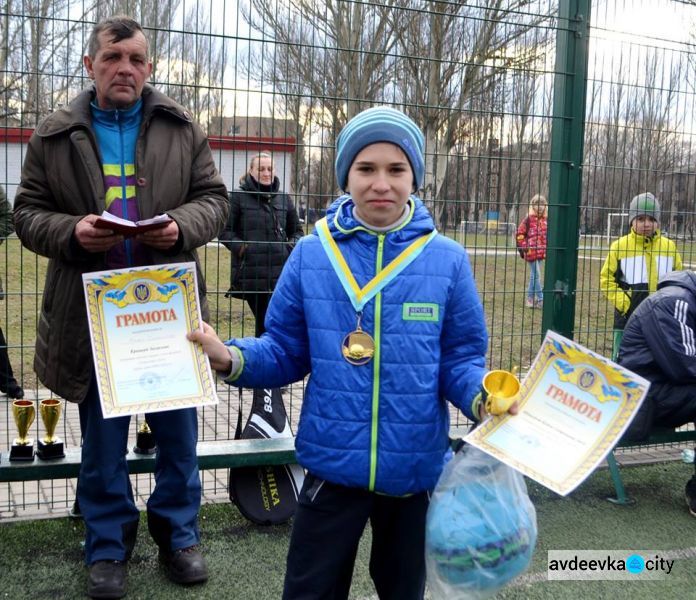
[476,368,521,419]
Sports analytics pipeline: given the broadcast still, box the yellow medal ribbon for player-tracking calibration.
[316,217,437,312]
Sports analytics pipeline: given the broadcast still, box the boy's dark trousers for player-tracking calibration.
[282,473,429,600]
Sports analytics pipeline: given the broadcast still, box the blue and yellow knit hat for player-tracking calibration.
[335,106,425,192]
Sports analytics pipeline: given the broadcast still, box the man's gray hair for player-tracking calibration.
[86,15,149,58]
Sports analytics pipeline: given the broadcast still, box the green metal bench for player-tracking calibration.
[0,437,297,483]
[0,426,475,484]
[606,428,696,505]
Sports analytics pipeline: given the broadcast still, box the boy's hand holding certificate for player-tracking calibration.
[467,331,650,496]
[94,211,173,237]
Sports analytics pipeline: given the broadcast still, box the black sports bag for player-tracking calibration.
[229,387,305,525]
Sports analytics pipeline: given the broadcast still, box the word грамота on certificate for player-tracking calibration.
[82,262,217,418]
[466,331,650,496]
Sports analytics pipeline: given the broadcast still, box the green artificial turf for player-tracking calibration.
[498,460,696,599]
[2,461,696,599]
[0,500,373,600]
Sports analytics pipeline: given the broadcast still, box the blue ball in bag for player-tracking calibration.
[426,469,536,593]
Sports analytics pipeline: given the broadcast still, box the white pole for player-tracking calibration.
[606,212,628,244]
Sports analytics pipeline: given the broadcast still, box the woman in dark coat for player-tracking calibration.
[220,152,303,335]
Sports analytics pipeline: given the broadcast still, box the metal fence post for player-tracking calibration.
[542,0,591,339]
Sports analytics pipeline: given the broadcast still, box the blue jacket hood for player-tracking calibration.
[657,270,696,293]
[317,194,435,241]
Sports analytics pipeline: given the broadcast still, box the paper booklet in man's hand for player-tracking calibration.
[94,211,173,237]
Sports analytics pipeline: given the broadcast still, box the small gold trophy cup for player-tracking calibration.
[37,399,66,460]
[133,418,157,455]
[483,369,521,415]
[9,399,36,461]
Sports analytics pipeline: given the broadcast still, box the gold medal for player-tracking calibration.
[315,216,436,368]
[342,330,375,365]
[342,314,375,366]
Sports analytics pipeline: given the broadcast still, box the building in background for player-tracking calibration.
[0,128,297,206]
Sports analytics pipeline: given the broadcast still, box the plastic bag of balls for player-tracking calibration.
[425,444,537,599]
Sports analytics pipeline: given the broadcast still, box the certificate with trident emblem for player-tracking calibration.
[83,262,218,418]
[466,331,650,496]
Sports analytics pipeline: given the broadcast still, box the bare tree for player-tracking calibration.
[583,47,688,233]
[243,0,412,201]
[397,1,553,225]
[160,6,226,130]
[242,0,552,223]
[1,0,224,127]
[498,63,552,222]
[246,0,410,124]
[91,0,226,128]
[1,0,98,125]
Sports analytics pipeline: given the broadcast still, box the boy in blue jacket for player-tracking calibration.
[190,107,510,599]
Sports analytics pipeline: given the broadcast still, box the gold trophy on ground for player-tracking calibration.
[133,417,157,455]
[9,399,36,461]
[483,367,521,415]
[37,398,66,460]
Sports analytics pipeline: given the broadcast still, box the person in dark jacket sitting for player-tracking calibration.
[220,152,303,336]
[617,270,696,516]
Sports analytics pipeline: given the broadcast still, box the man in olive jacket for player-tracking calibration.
[14,16,228,599]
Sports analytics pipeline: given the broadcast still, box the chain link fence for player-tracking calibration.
[2,0,695,517]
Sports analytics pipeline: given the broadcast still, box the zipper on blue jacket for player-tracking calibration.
[116,110,133,267]
[369,233,385,491]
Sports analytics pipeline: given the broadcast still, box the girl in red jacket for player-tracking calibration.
[516,194,548,308]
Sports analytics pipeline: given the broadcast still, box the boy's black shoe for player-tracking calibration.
[159,545,208,584]
[685,476,696,517]
[87,560,126,599]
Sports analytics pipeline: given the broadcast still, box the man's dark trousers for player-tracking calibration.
[77,377,201,564]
